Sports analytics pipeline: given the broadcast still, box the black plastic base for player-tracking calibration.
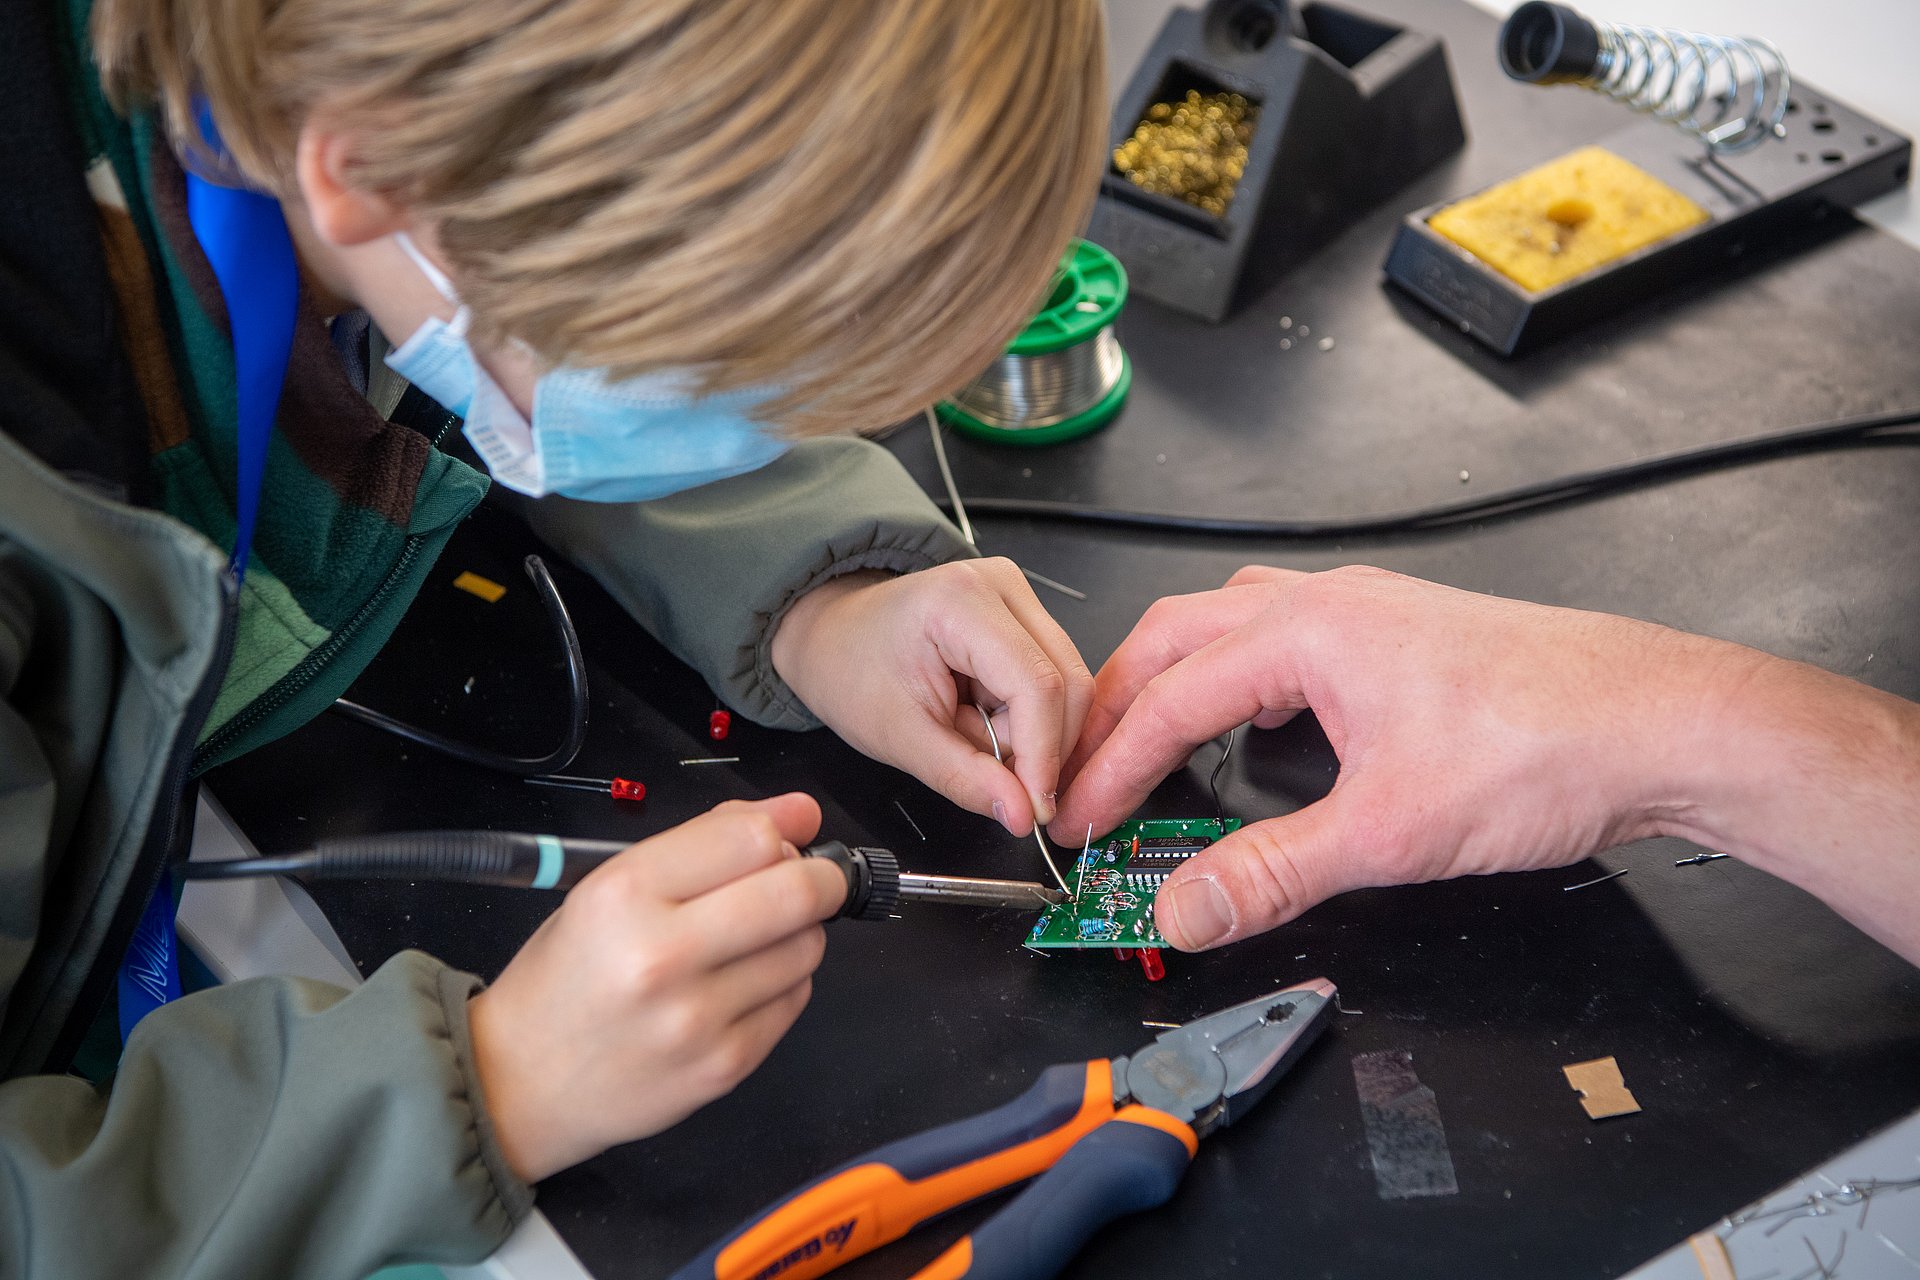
[1384,85,1914,354]
[1089,0,1467,323]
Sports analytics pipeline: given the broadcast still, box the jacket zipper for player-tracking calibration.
[50,394,465,1065]
[46,568,239,1070]
[190,536,428,772]
[189,409,462,773]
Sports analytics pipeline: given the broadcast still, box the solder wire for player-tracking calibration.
[977,702,1071,896]
[926,408,1085,600]
[947,328,1128,431]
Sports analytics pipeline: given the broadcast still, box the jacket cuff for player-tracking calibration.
[741,526,972,730]
[431,961,537,1225]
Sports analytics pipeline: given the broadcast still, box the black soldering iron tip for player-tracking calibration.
[1499,1,1602,85]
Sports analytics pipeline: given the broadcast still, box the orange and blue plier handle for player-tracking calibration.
[668,1058,1197,1280]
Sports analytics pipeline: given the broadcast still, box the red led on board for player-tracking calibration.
[1138,950,1166,982]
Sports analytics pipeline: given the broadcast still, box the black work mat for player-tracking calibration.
[211,0,1920,1276]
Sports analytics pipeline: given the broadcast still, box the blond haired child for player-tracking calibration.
[0,0,1106,1272]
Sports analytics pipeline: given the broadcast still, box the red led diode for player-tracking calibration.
[525,774,647,802]
[709,709,732,741]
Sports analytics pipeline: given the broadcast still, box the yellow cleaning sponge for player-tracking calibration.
[1428,146,1708,293]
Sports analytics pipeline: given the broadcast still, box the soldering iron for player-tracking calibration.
[180,830,1066,920]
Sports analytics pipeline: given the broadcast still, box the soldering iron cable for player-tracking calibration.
[328,554,589,775]
[931,406,1920,540]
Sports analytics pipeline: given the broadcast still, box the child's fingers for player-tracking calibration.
[675,856,848,965]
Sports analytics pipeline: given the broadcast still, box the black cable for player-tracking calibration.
[182,854,318,880]
[1209,728,1236,830]
[329,554,589,776]
[935,407,1920,539]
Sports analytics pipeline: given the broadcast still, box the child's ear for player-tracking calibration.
[293,118,408,247]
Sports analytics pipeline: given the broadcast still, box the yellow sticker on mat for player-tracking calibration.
[451,571,507,603]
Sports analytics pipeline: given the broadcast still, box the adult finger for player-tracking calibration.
[1224,564,1304,589]
[1062,582,1289,791]
[1055,617,1309,839]
[1153,796,1365,950]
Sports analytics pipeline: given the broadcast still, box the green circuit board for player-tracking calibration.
[1025,818,1241,950]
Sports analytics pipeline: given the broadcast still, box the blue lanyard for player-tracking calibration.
[118,126,298,1041]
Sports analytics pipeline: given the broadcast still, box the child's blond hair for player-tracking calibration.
[94,0,1107,434]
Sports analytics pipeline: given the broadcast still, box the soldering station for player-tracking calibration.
[181,1,1920,1279]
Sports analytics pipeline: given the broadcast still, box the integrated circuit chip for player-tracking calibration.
[1025,818,1240,950]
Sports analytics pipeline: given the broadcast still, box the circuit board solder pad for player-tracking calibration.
[1025,818,1241,950]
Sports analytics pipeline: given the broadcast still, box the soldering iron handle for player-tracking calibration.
[802,841,900,921]
[908,1108,1196,1280]
[309,830,630,889]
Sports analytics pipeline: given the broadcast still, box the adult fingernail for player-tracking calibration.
[1166,878,1232,950]
[992,799,1013,833]
[1033,791,1058,826]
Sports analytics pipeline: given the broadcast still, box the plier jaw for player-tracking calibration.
[1115,977,1338,1139]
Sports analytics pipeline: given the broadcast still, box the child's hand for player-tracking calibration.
[770,560,1094,834]
[467,795,844,1182]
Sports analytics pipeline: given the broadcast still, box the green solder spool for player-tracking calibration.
[938,238,1131,446]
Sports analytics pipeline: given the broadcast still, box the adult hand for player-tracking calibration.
[1052,566,1766,952]
[771,560,1094,835]
[467,795,845,1182]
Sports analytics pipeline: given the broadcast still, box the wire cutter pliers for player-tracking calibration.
[669,977,1337,1280]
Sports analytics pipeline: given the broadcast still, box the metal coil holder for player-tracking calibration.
[938,239,1132,446]
[1500,2,1790,155]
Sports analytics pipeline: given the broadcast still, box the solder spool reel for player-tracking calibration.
[1088,0,1467,323]
[938,238,1132,447]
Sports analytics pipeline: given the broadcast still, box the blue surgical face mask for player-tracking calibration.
[383,233,790,502]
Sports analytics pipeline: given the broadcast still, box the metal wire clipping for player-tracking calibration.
[945,327,1129,432]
